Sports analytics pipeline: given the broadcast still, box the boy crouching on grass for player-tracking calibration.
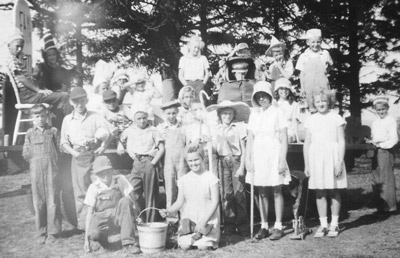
[84,156,140,254]
[22,104,61,244]
[117,108,165,223]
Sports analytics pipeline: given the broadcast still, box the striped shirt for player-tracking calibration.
[6,54,32,88]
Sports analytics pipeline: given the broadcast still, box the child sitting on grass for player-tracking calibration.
[160,144,220,250]
[83,156,140,254]
[23,104,61,245]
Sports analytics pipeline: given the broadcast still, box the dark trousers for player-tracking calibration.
[30,157,61,237]
[130,156,159,222]
[71,151,94,230]
[88,197,137,246]
[220,156,249,232]
[371,148,397,212]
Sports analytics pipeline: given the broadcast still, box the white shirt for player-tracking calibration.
[372,115,399,149]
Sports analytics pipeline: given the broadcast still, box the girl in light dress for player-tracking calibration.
[246,81,291,241]
[274,78,299,143]
[160,144,220,250]
[303,88,347,238]
[177,85,195,126]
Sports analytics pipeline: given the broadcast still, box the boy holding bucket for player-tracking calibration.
[83,156,140,254]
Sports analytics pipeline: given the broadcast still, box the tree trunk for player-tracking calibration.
[75,22,83,87]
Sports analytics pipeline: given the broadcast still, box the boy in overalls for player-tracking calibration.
[83,156,140,253]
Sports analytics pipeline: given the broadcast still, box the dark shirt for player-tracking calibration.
[32,63,74,92]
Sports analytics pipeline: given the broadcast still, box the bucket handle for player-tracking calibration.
[137,207,169,224]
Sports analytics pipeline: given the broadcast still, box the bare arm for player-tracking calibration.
[234,138,246,177]
[151,142,165,165]
[303,129,311,177]
[245,131,254,173]
[335,125,346,177]
[202,69,210,85]
[178,68,187,86]
[279,127,288,174]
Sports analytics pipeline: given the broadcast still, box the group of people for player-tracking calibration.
[4,25,398,254]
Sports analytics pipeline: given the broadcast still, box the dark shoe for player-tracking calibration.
[123,244,141,254]
[45,234,57,244]
[254,228,269,240]
[238,230,251,238]
[269,228,284,240]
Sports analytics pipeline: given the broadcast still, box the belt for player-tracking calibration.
[134,154,153,161]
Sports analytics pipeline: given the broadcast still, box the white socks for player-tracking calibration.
[274,222,283,230]
[319,216,339,228]
[261,222,269,229]
[331,215,339,227]
[319,217,328,228]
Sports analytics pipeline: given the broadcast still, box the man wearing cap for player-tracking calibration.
[32,28,77,93]
[60,87,114,230]
[6,28,72,129]
[83,155,140,253]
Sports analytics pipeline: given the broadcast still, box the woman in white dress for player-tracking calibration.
[246,81,291,241]
[303,88,347,238]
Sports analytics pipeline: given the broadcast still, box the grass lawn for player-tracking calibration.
[1,164,400,258]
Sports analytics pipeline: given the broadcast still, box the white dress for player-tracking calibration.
[276,99,298,142]
[177,170,220,248]
[247,106,291,186]
[304,111,347,189]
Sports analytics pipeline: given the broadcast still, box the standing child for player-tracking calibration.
[23,104,61,244]
[207,100,250,237]
[60,87,113,230]
[178,36,210,101]
[157,100,188,212]
[126,73,162,123]
[246,81,291,241]
[266,36,294,91]
[303,89,347,238]
[83,156,140,254]
[274,78,299,143]
[160,144,220,250]
[177,85,195,126]
[367,96,398,213]
[117,109,165,222]
[295,29,333,112]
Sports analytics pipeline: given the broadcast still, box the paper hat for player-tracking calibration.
[102,90,117,101]
[303,28,322,40]
[7,28,24,45]
[161,100,181,110]
[111,69,129,85]
[92,60,116,88]
[92,155,113,174]
[70,87,87,100]
[206,100,251,123]
[373,96,389,106]
[43,28,56,52]
[274,78,292,91]
[251,81,273,107]
[265,36,286,56]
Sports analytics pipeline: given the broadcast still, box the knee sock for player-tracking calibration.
[274,222,283,230]
[331,215,339,227]
[261,222,269,229]
[319,217,328,228]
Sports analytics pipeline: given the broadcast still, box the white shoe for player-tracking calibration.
[327,225,339,237]
[314,227,327,238]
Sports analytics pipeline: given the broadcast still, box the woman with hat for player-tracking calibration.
[274,78,299,143]
[265,36,294,91]
[367,96,398,214]
[246,81,290,241]
[295,28,333,112]
[206,100,250,237]
[32,28,77,93]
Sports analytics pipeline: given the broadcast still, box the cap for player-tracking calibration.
[92,156,113,174]
[161,100,181,110]
[43,28,56,52]
[7,28,24,45]
[70,87,87,100]
[102,90,117,101]
[373,96,389,106]
[303,28,322,40]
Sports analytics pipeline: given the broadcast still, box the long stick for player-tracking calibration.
[248,134,254,238]
[199,90,213,173]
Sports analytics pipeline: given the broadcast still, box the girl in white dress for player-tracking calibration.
[303,88,347,238]
[246,81,291,241]
[160,144,220,250]
[274,78,299,143]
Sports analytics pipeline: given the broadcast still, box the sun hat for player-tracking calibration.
[302,28,322,40]
[206,100,251,123]
[251,81,273,107]
[102,90,117,101]
[70,87,87,100]
[274,78,293,92]
[111,69,129,85]
[92,155,113,174]
[265,36,286,57]
[373,96,389,106]
[43,28,57,52]
[161,99,181,110]
[92,60,115,88]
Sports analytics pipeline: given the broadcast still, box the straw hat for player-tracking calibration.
[302,28,322,40]
[265,36,286,56]
[206,100,251,123]
[251,81,273,107]
[92,156,113,174]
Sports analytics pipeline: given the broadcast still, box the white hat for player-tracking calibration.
[303,28,322,40]
[265,36,286,56]
[92,60,115,88]
[111,69,129,85]
[7,28,24,45]
[251,81,273,107]
[274,78,292,92]
[373,96,389,106]
[206,100,251,123]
